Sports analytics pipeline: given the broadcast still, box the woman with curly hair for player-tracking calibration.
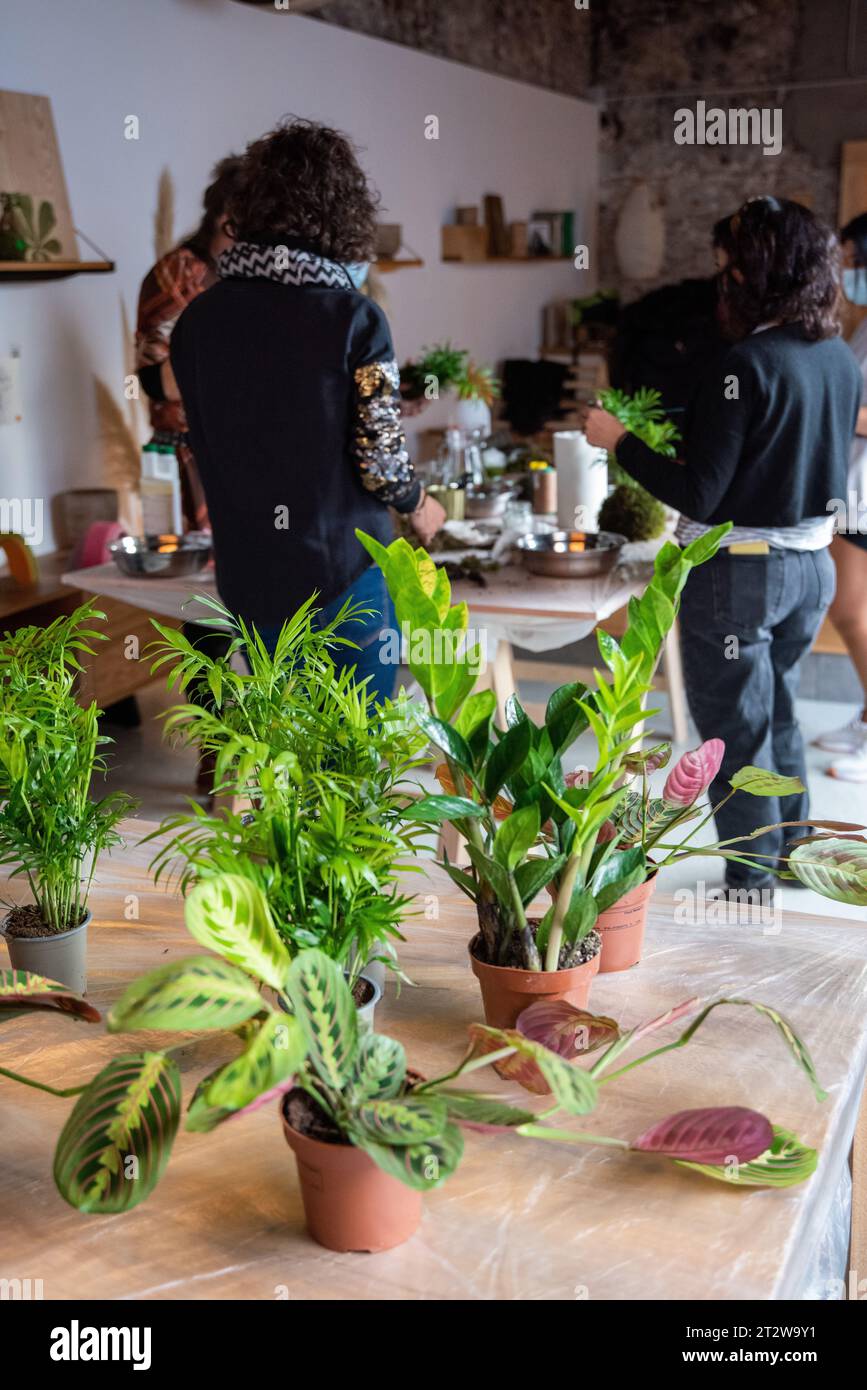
[169,118,444,700]
[584,197,863,900]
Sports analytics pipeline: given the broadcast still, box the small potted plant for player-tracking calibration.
[589,738,867,970]
[0,605,134,993]
[146,595,428,1019]
[357,525,729,1024]
[400,341,500,434]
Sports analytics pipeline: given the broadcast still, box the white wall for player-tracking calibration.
[0,0,598,553]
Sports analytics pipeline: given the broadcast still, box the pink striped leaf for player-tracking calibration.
[516,1000,620,1058]
[632,1106,773,1165]
[663,739,725,806]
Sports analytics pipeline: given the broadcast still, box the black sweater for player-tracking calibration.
[615,324,862,526]
[170,261,419,626]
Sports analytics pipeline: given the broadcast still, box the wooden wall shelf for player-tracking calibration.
[442,256,573,265]
[374,256,424,272]
[0,260,115,282]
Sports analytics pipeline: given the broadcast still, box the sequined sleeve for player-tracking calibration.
[352,357,420,512]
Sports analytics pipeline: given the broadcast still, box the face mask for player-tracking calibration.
[345,261,370,289]
[843,268,867,306]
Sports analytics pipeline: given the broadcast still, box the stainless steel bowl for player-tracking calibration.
[109,533,212,578]
[464,480,520,520]
[515,529,625,579]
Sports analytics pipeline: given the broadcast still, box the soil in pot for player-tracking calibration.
[597,873,657,974]
[2,906,90,995]
[469,921,601,1032]
[282,1089,422,1253]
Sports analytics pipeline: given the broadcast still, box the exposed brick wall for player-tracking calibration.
[308,0,859,296]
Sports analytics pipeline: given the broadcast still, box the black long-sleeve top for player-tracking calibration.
[169,251,420,626]
[615,323,862,526]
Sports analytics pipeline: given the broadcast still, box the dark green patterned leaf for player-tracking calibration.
[53,1052,181,1213]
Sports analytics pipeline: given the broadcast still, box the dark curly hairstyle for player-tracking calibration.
[228,118,379,261]
[717,196,841,341]
[184,155,244,263]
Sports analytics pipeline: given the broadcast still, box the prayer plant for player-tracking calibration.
[0,927,825,1205]
[145,596,428,983]
[606,737,867,898]
[0,603,134,933]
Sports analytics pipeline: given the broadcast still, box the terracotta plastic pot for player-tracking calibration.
[468,931,600,1030]
[282,1097,422,1252]
[596,874,657,973]
[1,910,90,995]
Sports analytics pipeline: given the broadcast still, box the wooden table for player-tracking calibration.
[2,820,866,1301]
[60,557,690,741]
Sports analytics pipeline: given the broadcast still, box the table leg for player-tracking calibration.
[850,1082,867,1291]
[491,639,517,728]
[664,621,690,745]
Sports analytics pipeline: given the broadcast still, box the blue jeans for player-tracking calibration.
[255,565,397,704]
[679,547,835,887]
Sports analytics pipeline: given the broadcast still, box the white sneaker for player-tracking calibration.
[813,712,867,754]
[828,746,867,782]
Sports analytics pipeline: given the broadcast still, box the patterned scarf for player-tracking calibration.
[217,241,355,290]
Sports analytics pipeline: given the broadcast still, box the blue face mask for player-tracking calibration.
[843,267,867,306]
[345,261,370,289]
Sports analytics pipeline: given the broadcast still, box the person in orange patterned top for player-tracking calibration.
[136,156,243,796]
[135,156,243,530]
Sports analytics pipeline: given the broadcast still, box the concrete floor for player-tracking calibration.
[101,670,867,925]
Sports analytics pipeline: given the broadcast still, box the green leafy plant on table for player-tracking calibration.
[598,386,679,512]
[144,595,428,991]
[357,525,730,982]
[400,341,500,405]
[0,603,135,988]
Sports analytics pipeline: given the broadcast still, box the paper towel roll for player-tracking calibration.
[554,431,609,531]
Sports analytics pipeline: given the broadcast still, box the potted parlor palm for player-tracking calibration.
[145,595,429,1019]
[357,525,730,1024]
[0,605,134,992]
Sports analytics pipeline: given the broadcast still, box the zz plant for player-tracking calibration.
[358,524,731,971]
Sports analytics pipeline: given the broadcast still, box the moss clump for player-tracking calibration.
[599,483,667,542]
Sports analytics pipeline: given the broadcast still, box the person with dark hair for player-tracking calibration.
[136,155,244,530]
[584,197,863,898]
[814,212,867,779]
[169,118,444,701]
[136,156,245,796]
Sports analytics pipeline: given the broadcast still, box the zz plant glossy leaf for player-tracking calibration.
[284,948,358,1090]
[54,1052,181,1213]
[107,955,264,1033]
[184,873,291,991]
